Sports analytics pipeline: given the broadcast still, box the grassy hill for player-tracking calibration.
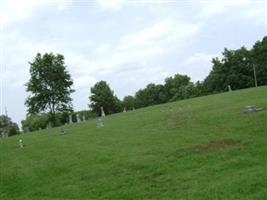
[1,86,267,199]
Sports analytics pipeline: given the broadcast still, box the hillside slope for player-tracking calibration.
[1,87,267,199]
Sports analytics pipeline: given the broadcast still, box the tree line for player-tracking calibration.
[2,36,267,136]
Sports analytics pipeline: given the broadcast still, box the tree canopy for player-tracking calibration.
[89,81,122,115]
[25,53,74,126]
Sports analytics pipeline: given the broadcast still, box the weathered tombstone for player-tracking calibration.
[69,115,73,124]
[23,127,29,133]
[46,122,52,129]
[77,114,81,123]
[19,139,24,148]
[244,105,264,113]
[123,107,126,113]
[97,118,104,128]
[101,106,105,117]
[228,85,232,92]
[60,127,65,135]
[82,115,86,122]
[132,107,135,111]
[244,105,256,113]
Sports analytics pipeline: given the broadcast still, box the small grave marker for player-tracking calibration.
[97,118,104,128]
[69,115,73,124]
[60,127,65,135]
[77,114,81,123]
[19,139,24,148]
[101,106,105,117]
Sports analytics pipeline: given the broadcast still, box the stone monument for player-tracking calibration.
[69,115,73,124]
[77,114,81,123]
[19,139,24,148]
[97,118,104,128]
[101,106,105,117]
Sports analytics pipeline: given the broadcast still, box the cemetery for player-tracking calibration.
[1,2,267,199]
[1,86,267,199]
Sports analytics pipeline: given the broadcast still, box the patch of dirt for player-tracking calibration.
[169,139,241,158]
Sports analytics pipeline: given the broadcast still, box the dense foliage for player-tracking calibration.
[203,37,267,93]
[25,53,74,126]
[89,81,122,116]
[0,115,19,137]
[21,111,97,132]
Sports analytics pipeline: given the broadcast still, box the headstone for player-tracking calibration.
[60,127,65,135]
[46,122,52,129]
[123,107,126,112]
[77,114,81,123]
[244,105,256,113]
[23,127,29,133]
[228,85,232,92]
[101,106,105,117]
[82,115,86,122]
[97,118,104,128]
[19,139,24,148]
[69,115,73,124]
[244,105,264,113]
[132,107,135,111]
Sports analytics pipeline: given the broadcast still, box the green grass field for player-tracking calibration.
[1,86,267,199]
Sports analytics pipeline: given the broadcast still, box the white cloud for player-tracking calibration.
[0,0,48,27]
[199,0,252,18]
[97,0,124,11]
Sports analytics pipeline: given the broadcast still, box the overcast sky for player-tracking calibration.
[0,0,266,125]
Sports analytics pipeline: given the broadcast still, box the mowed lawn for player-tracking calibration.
[1,86,267,199]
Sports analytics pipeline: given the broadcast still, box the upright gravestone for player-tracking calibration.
[97,118,104,128]
[228,85,232,92]
[82,115,86,122]
[69,115,73,124]
[19,139,24,148]
[46,122,52,129]
[123,107,126,113]
[60,127,65,135]
[101,106,105,117]
[77,114,81,123]
[23,127,29,133]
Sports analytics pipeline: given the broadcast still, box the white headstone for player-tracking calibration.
[82,115,86,122]
[97,118,104,128]
[77,114,81,123]
[123,107,126,112]
[101,106,105,117]
[228,85,232,92]
[69,115,73,124]
[19,139,24,148]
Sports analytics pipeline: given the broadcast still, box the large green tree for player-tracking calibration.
[25,53,74,126]
[89,81,122,115]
